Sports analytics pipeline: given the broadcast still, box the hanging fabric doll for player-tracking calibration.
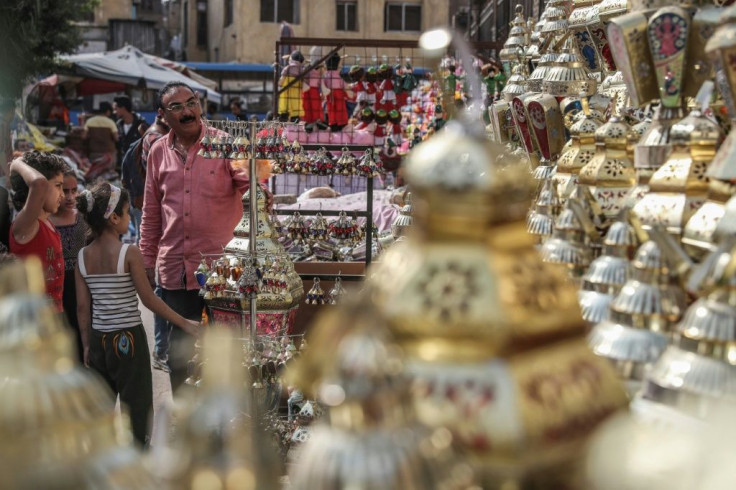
[402,62,418,98]
[302,63,326,131]
[432,104,446,132]
[365,66,378,110]
[374,109,388,146]
[278,50,305,121]
[323,52,349,132]
[480,64,497,124]
[348,65,368,117]
[443,63,463,112]
[393,64,407,110]
[387,109,403,147]
[354,107,375,131]
[394,63,417,111]
[377,64,396,113]
[482,65,497,101]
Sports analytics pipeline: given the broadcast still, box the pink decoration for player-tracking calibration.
[352,131,375,145]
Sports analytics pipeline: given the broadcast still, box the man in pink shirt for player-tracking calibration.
[140,81,249,390]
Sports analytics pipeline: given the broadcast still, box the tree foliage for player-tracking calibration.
[0,0,98,106]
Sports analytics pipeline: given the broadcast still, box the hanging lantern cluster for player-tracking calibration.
[278,209,376,262]
[197,120,289,160]
[197,254,297,302]
[272,145,384,177]
[304,276,348,306]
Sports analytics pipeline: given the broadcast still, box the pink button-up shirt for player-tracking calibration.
[140,124,249,290]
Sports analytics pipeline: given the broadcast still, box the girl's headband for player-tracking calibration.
[81,189,94,213]
[104,185,122,219]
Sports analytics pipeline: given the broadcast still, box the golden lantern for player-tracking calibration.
[541,41,598,98]
[202,185,304,336]
[633,83,723,236]
[286,298,479,489]
[368,115,627,487]
[557,97,605,203]
[579,98,637,221]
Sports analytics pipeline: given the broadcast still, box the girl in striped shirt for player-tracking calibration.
[75,182,199,447]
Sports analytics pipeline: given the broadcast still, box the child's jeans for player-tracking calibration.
[153,285,171,359]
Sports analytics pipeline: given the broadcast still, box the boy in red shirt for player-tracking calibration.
[9,151,68,311]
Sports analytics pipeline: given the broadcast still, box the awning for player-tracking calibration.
[60,45,221,103]
[181,62,275,74]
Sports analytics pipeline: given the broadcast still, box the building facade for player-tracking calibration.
[453,0,542,50]
[75,0,167,55]
[178,0,452,64]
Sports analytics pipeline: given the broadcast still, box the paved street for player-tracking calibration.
[139,300,172,443]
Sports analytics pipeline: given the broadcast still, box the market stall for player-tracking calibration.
[6,2,736,488]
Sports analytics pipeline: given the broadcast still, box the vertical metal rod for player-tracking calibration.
[273,41,280,119]
[247,121,260,457]
[249,121,258,341]
[366,175,373,267]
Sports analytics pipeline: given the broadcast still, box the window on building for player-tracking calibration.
[225,0,234,26]
[140,0,158,12]
[196,1,207,47]
[336,1,357,31]
[384,3,421,32]
[260,0,300,24]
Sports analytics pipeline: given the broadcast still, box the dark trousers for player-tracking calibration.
[160,288,202,392]
[62,271,84,364]
[89,324,153,447]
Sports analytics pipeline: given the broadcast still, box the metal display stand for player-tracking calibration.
[273,143,376,270]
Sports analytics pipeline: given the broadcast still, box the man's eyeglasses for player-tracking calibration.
[165,99,199,113]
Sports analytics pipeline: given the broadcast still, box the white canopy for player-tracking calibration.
[61,45,221,103]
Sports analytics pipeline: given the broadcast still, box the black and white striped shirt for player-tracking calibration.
[78,244,141,332]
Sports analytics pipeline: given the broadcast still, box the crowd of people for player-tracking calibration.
[5,81,254,448]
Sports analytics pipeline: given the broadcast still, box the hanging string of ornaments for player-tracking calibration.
[198,120,385,177]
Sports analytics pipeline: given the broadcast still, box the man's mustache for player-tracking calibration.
[180,115,196,123]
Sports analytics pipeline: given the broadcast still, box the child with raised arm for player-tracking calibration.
[9,151,68,312]
[75,182,199,447]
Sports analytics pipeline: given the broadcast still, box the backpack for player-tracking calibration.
[120,137,145,209]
